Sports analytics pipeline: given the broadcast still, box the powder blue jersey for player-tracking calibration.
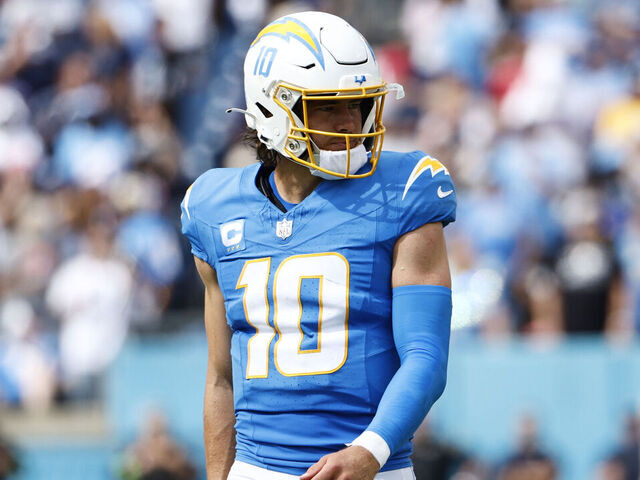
[181,150,456,475]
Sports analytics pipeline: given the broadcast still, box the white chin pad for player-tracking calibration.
[310,144,368,180]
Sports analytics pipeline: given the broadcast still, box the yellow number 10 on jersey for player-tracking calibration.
[236,253,350,378]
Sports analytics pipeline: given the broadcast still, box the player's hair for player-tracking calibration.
[242,128,281,168]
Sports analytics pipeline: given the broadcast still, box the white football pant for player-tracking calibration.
[227,460,416,480]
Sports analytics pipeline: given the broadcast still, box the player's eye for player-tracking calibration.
[310,103,336,113]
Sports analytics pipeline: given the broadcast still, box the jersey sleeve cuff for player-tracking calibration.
[348,430,391,468]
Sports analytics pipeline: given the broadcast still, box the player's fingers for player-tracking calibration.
[300,456,327,480]
[300,465,337,480]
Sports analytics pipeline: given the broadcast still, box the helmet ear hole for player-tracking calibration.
[290,98,307,142]
[255,102,273,118]
[291,98,304,125]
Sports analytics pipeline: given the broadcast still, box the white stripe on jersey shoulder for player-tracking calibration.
[183,184,194,220]
[401,155,449,201]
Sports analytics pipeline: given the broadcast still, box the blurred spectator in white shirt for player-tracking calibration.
[45,215,133,401]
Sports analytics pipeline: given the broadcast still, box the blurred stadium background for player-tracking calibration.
[0,0,639,478]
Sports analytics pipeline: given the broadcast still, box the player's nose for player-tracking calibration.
[333,103,360,133]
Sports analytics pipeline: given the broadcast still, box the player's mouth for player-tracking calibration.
[325,139,360,151]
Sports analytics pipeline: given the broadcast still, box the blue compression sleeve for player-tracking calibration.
[366,285,452,458]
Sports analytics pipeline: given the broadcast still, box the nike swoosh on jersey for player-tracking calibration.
[402,156,449,201]
[437,186,454,198]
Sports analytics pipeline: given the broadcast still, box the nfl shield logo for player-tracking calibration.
[276,218,293,240]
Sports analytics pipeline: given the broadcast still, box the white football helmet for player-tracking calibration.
[234,11,404,179]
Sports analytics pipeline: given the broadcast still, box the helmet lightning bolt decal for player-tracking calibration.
[251,17,325,70]
[402,156,449,201]
[182,184,194,220]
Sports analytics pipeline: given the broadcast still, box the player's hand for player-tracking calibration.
[300,445,380,480]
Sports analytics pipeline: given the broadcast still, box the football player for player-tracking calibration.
[181,11,456,480]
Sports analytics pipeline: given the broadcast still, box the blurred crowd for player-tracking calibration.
[106,407,637,480]
[0,0,637,421]
[411,414,559,480]
[0,0,265,410]
[411,409,640,480]
[385,0,640,341]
